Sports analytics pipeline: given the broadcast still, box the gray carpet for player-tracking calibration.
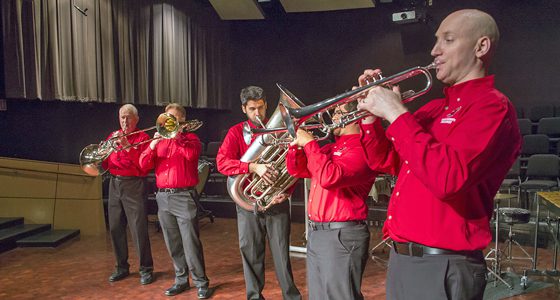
[483,272,553,299]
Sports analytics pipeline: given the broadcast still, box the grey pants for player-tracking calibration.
[307,223,370,300]
[386,247,487,300]
[108,177,153,274]
[156,190,209,288]
[236,202,301,300]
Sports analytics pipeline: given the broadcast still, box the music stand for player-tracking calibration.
[485,193,515,289]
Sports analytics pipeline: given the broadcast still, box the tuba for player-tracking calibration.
[226,86,305,212]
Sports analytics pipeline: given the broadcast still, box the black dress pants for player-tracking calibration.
[108,177,153,274]
[236,201,301,300]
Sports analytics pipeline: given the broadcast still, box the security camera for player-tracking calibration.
[392,10,418,24]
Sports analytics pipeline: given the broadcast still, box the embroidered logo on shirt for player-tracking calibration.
[333,151,342,156]
[441,106,462,124]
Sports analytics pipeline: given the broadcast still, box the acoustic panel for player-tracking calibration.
[279,0,375,13]
[209,0,265,20]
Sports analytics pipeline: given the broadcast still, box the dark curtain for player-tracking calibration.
[1,0,231,109]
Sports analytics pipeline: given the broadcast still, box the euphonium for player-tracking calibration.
[226,86,305,212]
[79,113,202,176]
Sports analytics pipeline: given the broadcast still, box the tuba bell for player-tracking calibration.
[226,85,305,212]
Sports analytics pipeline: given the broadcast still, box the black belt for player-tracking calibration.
[308,220,366,231]
[392,241,481,257]
[112,175,142,180]
[158,187,194,193]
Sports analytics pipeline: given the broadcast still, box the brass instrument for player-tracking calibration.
[254,63,436,139]
[79,113,202,176]
[226,86,304,212]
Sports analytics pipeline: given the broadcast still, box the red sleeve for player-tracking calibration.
[216,126,250,176]
[386,99,517,200]
[302,140,372,189]
[139,146,156,171]
[286,145,312,178]
[359,120,401,175]
[175,132,201,161]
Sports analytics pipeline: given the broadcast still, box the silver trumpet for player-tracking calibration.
[255,63,436,139]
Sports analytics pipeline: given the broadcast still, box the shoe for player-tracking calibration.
[197,286,212,299]
[140,272,154,285]
[108,270,130,282]
[164,283,189,296]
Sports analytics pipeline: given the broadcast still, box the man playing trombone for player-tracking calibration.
[139,103,211,298]
[104,104,154,285]
[357,9,521,299]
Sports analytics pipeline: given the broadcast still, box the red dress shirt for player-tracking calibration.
[102,128,149,177]
[361,76,522,251]
[139,132,201,188]
[216,120,260,176]
[286,134,378,222]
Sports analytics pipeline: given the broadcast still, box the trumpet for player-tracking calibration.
[259,63,435,138]
[79,113,202,176]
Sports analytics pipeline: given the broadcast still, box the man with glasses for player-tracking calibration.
[286,102,378,300]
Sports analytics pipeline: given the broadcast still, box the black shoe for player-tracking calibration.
[140,272,154,285]
[197,286,212,299]
[108,270,130,282]
[164,283,189,296]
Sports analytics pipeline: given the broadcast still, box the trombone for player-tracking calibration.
[79,113,203,176]
[254,63,436,139]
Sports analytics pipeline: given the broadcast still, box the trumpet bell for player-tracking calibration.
[79,144,108,176]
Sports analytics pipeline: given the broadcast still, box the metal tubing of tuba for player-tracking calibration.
[226,86,305,211]
[277,63,436,137]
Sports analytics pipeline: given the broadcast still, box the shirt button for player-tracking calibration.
[391,137,395,142]
[457,98,461,102]
[388,215,392,220]
[405,160,408,164]
[366,130,370,134]
[406,170,410,174]
[396,192,400,196]
[444,106,448,110]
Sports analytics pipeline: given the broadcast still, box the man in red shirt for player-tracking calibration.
[357,9,522,299]
[139,103,211,299]
[103,104,154,285]
[286,101,377,300]
[216,86,301,300]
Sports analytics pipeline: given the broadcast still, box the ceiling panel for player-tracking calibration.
[209,0,265,20]
[279,0,375,13]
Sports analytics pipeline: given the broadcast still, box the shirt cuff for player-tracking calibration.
[385,112,418,149]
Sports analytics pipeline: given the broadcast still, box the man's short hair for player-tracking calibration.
[165,103,186,118]
[120,104,138,116]
[240,86,266,106]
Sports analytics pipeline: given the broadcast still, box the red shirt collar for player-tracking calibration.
[443,75,495,104]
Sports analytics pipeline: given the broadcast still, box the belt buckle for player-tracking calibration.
[410,243,424,257]
[309,221,318,231]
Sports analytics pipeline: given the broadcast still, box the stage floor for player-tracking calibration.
[0,217,558,299]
